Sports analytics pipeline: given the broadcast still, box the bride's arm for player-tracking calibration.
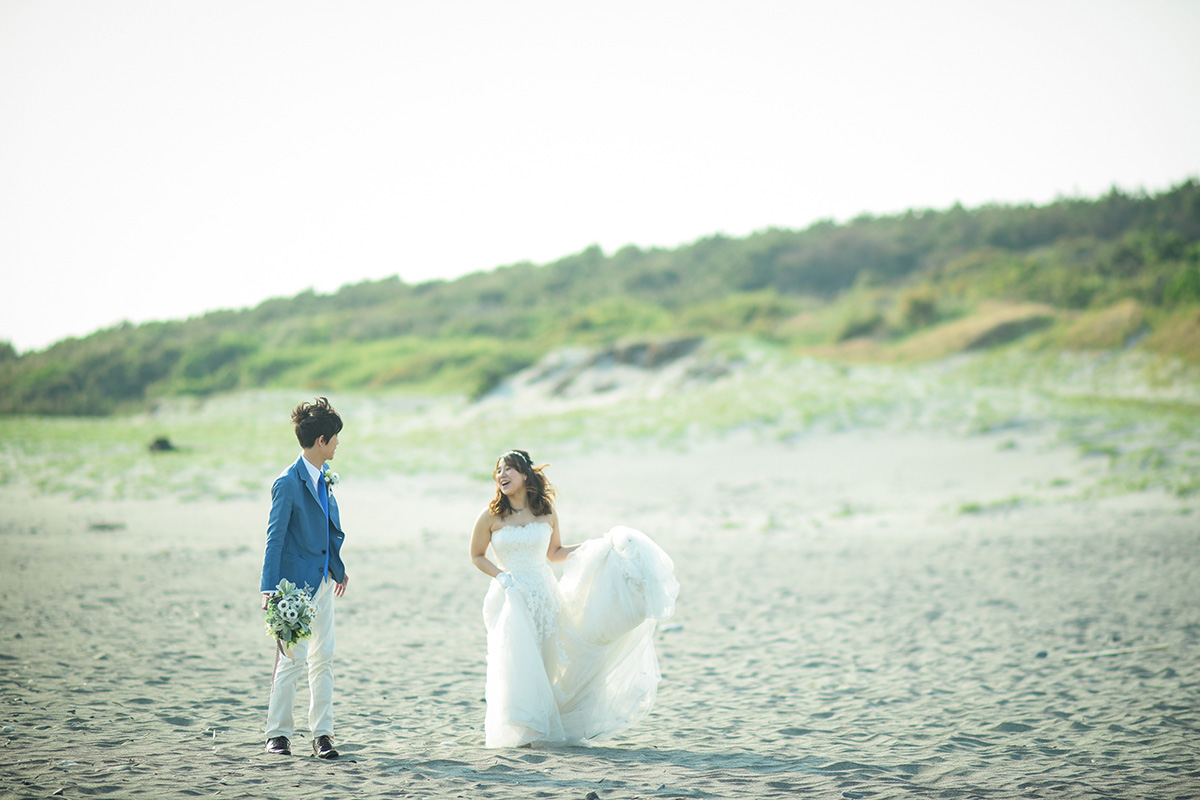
[470,509,504,578]
[545,511,579,562]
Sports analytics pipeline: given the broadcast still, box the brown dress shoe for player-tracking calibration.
[312,735,339,759]
[265,736,291,755]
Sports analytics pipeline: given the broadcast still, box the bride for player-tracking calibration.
[469,449,679,747]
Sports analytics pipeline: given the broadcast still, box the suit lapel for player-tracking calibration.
[328,493,340,530]
[297,455,323,508]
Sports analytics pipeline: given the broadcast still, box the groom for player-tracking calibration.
[260,397,349,759]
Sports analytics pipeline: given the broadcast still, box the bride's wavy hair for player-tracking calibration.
[489,449,555,518]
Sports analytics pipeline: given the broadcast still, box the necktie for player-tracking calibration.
[318,469,330,582]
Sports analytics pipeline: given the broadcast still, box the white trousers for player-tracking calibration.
[265,575,336,739]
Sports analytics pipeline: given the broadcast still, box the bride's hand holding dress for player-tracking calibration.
[469,450,679,748]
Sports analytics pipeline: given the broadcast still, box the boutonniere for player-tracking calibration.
[323,465,339,495]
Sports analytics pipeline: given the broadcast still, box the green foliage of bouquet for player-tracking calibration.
[265,579,317,653]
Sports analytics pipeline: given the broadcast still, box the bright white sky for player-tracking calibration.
[2,0,1198,353]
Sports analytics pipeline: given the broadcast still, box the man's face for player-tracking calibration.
[317,432,339,462]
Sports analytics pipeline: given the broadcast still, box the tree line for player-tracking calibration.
[3,179,1198,415]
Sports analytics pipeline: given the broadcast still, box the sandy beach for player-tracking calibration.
[3,348,1199,800]
[3,415,1199,800]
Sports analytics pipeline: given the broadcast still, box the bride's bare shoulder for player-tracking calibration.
[474,506,503,531]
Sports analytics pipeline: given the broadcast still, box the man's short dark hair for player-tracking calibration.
[291,397,343,449]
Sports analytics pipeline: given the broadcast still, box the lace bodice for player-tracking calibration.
[491,522,553,574]
[490,522,560,641]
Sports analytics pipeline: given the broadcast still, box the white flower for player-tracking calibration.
[323,467,340,493]
[266,580,318,647]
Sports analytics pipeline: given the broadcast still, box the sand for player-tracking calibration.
[2,417,1198,800]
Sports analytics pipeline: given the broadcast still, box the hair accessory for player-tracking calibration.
[503,450,534,467]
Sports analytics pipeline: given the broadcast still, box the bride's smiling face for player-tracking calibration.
[495,460,526,498]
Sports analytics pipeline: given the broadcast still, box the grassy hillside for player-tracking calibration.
[3,180,1199,415]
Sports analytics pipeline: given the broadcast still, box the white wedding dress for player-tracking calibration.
[481,522,679,747]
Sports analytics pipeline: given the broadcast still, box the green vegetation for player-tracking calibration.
[8,346,1197,508]
[3,180,1199,415]
[958,496,1027,515]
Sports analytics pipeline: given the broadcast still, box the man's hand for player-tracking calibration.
[334,573,349,598]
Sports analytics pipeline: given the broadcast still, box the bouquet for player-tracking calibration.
[265,579,317,657]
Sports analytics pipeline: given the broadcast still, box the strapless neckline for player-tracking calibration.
[494,521,552,536]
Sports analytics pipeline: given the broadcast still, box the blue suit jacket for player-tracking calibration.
[260,455,346,595]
